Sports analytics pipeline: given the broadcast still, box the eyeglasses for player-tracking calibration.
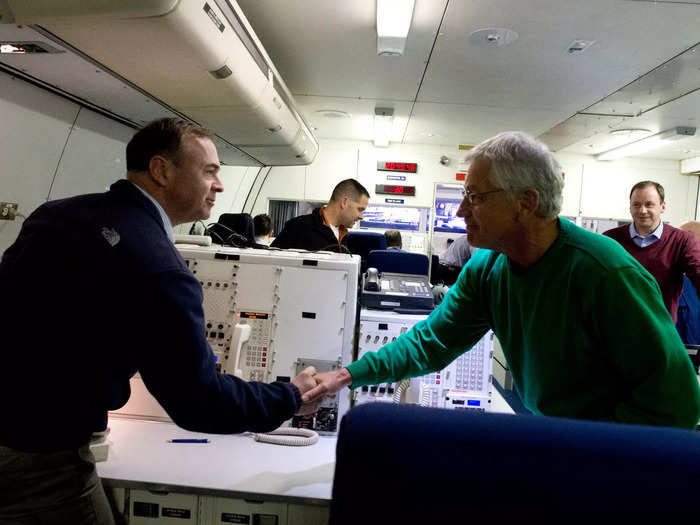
[460,187,503,205]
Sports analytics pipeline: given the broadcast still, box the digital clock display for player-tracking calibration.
[375,184,416,196]
[377,161,418,173]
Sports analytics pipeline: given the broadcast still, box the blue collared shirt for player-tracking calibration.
[629,221,663,248]
[130,182,175,244]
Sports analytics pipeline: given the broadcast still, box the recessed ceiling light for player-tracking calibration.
[469,28,518,48]
[314,109,350,119]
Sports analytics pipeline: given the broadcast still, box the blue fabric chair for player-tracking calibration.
[330,403,700,524]
[367,249,429,276]
[676,275,700,345]
[346,231,387,273]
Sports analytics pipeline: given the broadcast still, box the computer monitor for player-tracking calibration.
[359,205,427,232]
[433,197,466,233]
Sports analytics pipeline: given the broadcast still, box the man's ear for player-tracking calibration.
[148,155,171,187]
[519,189,540,216]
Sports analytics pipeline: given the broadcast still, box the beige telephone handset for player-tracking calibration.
[230,323,251,378]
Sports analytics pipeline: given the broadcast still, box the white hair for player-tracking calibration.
[465,131,564,219]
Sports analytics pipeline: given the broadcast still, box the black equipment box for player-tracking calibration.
[361,271,434,312]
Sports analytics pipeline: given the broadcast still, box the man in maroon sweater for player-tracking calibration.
[604,180,700,322]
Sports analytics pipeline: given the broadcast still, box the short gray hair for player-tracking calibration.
[465,131,563,219]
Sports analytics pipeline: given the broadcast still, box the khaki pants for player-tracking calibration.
[0,444,115,525]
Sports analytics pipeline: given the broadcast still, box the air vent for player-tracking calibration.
[567,39,595,54]
[469,28,518,48]
[209,64,232,79]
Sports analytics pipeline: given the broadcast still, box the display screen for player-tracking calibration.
[434,198,466,233]
[377,161,418,173]
[375,184,416,196]
[360,205,424,231]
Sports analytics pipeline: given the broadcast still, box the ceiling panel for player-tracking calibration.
[403,101,565,146]
[560,88,700,159]
[235,0,700,159]
[420,0,700,111]
[295,95,414,142]
[236,0,446,100]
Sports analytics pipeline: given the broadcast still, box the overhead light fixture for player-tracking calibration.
[376,0,415,56]
[374,107,394,147]
[596,126,696,161]
[609,128,651,137]
[314,109,350,119]
[0,41,61,54]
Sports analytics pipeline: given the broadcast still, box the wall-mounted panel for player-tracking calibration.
[49,108,133,200]
[0,71,80,255]
[359,142,462,208]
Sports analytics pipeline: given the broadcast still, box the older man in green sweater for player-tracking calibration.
[304,131,700,429]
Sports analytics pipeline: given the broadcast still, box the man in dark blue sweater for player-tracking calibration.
[0,118,319,524]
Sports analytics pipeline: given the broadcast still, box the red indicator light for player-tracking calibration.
[377,161,418,173]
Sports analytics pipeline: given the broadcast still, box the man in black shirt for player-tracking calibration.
[272,179,369,251]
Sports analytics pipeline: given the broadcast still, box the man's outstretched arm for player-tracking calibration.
[302,368,353,403]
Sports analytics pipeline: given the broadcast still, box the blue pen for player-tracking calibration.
[168,438,210,443]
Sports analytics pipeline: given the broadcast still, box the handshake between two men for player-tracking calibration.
[292,367,354,415]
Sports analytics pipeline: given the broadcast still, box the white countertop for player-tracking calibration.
[98,418,337,504]
[98,388,515,503]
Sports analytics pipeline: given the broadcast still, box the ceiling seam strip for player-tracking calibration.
[544,40,700,145]
[580,80,700,119]
[625,0,700,5]
[400,0,451,144]
[0,63,138,129]
[29,24,192,123]
[576,40,700,115]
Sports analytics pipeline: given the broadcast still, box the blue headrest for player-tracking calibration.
[346,231,387,254]
[367,250,429,276]
[330,403,700,523]
[346,231,387,272]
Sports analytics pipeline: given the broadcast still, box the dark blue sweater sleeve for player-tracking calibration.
[136,269,300,434]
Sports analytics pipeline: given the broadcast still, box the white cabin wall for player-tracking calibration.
[557,153,699,226]
[47,108,134,200]
[176,165,263,234]
[0,73,268,242]
[250,165,305,216]
[250,139,699,228]
[2,67,698,254]
[251,139,463,213]
[0,72,134,255]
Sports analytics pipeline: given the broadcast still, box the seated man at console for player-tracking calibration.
[305,131,700,429]
[438,234,474,285]
[271,179,369,252]
[385,229,404,250]
[253,213,273,246]
[0,118,320,525]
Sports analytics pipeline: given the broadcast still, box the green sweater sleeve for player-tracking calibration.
[347,256,492,387]
[593,266,700,428]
